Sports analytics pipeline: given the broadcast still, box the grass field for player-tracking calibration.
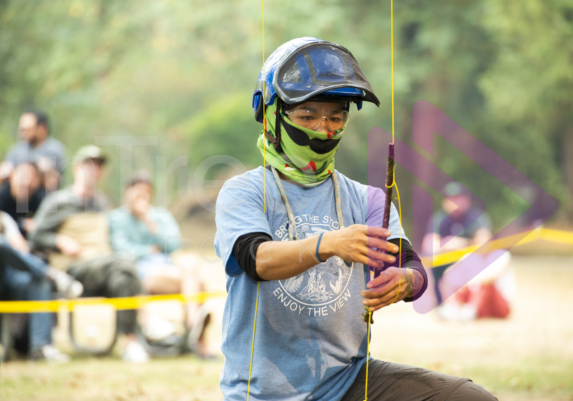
[0,255,572,401]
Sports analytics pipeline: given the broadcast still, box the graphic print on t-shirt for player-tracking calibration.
[274,214,353,312]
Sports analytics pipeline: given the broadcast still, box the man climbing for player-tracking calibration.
[215,37,498,400]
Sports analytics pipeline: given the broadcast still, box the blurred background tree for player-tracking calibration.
[0,0,571,235]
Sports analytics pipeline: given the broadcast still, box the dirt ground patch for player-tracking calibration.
[0,255,572,400]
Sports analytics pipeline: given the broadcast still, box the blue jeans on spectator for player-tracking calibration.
[0,238,52,350]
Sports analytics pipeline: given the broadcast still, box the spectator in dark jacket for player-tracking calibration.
[0,160,46,237]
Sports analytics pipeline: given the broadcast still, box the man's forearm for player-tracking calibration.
[255,226,397,282]
[385,238,428,301]
[256,235,326,281]
[405,268,424,298]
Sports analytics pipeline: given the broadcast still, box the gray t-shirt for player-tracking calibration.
[5,137,66,172]
[215,167,407,401]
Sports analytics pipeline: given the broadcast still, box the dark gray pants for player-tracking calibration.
[68,255,142,335]
[341,360,498,401]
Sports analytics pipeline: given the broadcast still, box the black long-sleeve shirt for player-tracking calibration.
[232,233,427,301]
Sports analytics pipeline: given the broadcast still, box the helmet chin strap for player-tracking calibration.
[274,98,283,153]
[263,98,284,153]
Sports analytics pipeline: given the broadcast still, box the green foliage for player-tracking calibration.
[0,0,570,224]
[177,91,261,173]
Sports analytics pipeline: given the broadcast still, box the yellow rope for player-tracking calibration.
[246,282,260,400]
[393,177,403,304]
[363,177,403,399]
[247,1,265,399]
[363,307,372,401]
[365,1,395,398]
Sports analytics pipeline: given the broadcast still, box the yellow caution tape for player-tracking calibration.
[421,227,573,268]
[0,292,227,313]
[1,228,572,313]
[539,228,573,245]
[421,228,539,267]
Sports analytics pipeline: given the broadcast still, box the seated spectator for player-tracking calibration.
[422,182,515,320]
[109,171,211,356]
[0,159,46,237]
[29,146,149,363]
[0,110,66,192]
[1,210,81,362]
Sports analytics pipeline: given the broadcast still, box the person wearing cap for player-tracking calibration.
[215,38,497,400]
[29,145,150,363]
[0,110,66,191]
[422,182,515,320]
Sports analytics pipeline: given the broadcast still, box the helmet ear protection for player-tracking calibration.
[253,92,264,123]
[253,37,379,124]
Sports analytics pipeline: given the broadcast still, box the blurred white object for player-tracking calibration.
[437,302,477,322]
[32,345,70,363]
[52,270,84,299]
[85,324,100,340]
[142,314,176,342]
[121,341,149,363]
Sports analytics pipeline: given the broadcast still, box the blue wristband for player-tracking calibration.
[316,232,325,263]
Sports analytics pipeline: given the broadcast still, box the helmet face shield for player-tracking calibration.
[275,44,379,106]
[252,37,380,123]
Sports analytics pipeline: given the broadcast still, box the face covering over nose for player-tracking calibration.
[256,100,345,187]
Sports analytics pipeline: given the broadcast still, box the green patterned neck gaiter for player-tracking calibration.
[256,100,345,187]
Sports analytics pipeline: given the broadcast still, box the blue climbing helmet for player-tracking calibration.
[252,37,380,123]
